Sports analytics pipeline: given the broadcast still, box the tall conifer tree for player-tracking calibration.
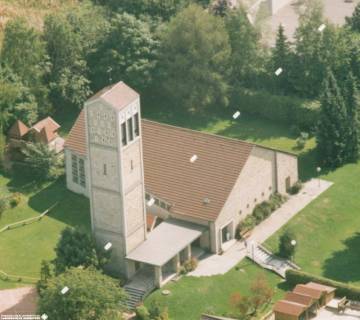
[343,73,360,162]
[317,71,349,168]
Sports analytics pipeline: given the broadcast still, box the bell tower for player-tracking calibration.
[85,82,147,277]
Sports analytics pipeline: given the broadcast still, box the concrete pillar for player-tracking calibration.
[155,266,162,288]
[173,254,180,273]
[126,260,137,278]
[186,245,192,260]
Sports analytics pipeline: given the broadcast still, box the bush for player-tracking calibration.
[236,193,287,239]
[183,258,198,273]
[295,132,309,150]
[232,88,320,130]
[288,181,303,195]
[236,215,256,239]
[279,229,297,259]
[9,192,21,208]
[286,269,360,300]
[136,305,150,320]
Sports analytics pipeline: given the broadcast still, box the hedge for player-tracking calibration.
[233,88,320,130]
[286,269,360,300]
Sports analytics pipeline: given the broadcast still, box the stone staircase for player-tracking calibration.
[247,242,300,278]
[124,267,156,310]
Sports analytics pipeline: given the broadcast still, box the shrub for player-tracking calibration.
[9,192,21,208]
[286,269,360,300]
[288,181,303,195]
[136,305,150,320]
[236,215,256,239]
[232,88,320,130]
[279,229,297,259]
[183,257,198,273]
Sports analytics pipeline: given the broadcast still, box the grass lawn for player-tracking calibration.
[266,162,360,286]
[145,260,289,320]
[0,174,90,287]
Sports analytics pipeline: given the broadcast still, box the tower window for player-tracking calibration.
[128,118,134,142]
[121,122,127,146]
[134,113,139,137]
[71,154,79,184]
[79,158,86,187]
[131,160,134,171]
[103,164,107,176]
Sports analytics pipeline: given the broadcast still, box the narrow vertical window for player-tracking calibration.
[121,122,127,146]
[103,164,107,176]
[79,158,86,188]
[128,118,134,142]
[130,160,134,171]
[134,113,139,137]
[72,154,78,184]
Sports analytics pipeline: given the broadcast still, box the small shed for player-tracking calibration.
[274,300,307,320]
[293,284,324,306]
[284,292,317,316]
[305,282,336,304]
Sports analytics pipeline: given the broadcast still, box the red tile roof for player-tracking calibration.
[8,120,29,139]
[32,117,60,133]
[65,111,254,221]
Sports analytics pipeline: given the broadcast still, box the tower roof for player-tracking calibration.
[87,81,139,111]
[8,120,29,139]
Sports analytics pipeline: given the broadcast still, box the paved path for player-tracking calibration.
[189,178,333,277]
[266,0,359,45]
[0,286,38,316]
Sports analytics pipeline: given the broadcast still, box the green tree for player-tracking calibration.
[279,229,297,259]
[346,2,360,32]
[44,4,107,109]
[225,7,263,88]
[21,143,63,180]
[316,71,350,168]
[292,0,325,97]
[1,18,49,114]
[37,260,53,295]
[37,267,127,320]
[211,0,230,17]
[343,73,360,162]
[159,4,231,113]
[272,24,293,94]
[95,0,192,20]
[0,66,38,130]
[89,13,158,92]
[53,227,111,275]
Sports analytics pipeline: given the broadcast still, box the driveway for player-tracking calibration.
[189,178,333,277]
[0,287,38,316]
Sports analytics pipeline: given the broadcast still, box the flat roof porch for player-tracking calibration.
[126,218,206,288]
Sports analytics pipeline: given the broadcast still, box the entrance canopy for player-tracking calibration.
[126,219,206,266]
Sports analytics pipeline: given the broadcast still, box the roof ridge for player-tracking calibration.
[142,119,254,147]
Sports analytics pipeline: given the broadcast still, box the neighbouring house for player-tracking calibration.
[7,117,64,155]
[64,81,298,289]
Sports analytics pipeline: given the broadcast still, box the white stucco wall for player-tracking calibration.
[276,151,298,194]
[214,146,298,253]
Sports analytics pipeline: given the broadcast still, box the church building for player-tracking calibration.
[64,81,298,289]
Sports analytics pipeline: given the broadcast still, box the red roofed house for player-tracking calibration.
[8,117,64,154]
[64,81,298,291]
